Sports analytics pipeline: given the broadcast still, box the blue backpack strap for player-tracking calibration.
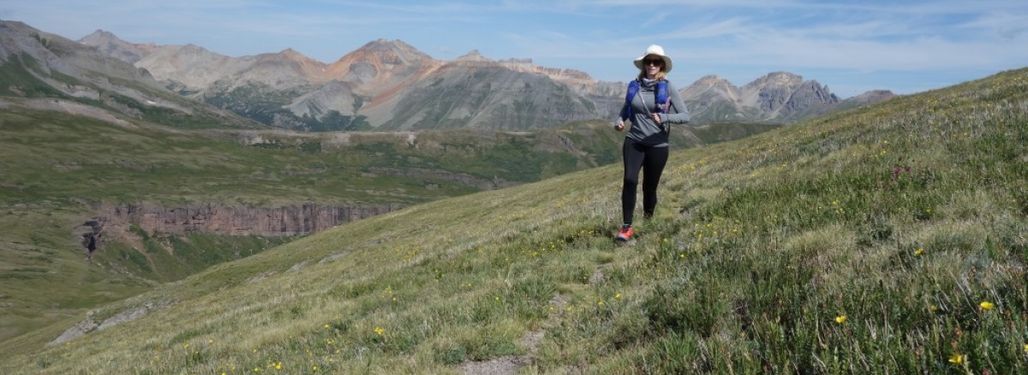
[620,80,640,120]
[656,80,670,113]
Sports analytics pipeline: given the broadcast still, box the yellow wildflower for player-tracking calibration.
[834,315,847,324]
[1023,343,1028,353]
[374,326,385,336]
[273,361,283,370]
[948,353,967,365]
[914,247,925,256]
[979,301,995,311]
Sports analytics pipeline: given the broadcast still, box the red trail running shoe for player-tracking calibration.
[615,225,634,241]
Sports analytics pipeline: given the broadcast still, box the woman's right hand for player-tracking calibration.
[614,119,625,131]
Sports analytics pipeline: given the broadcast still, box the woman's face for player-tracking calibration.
[642,55,664,78]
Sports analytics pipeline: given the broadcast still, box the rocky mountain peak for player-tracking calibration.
[745,71,804,90]
[456,49,491,62]
[244,48,328,84]
[79,29,120,44]
[346,38,432,65]
[262,48,322,65]
[691,75,736,89]
[682,71,867,123]
[78,29,151,63]
[326,39,436,85]
[360,38,411,51]
[278,48,304,58]
[682,75,742,110]
[695,74,724,83]
[180,43,210,54]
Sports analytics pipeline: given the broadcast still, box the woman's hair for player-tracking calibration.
[637,67,668,81]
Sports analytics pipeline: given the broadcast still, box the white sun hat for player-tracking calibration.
[633,44,673,73]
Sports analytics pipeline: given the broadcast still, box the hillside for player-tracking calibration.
[0,93,770,345]
[0,105,627,342]
[3,68,1023,373]
[0,21,263,130]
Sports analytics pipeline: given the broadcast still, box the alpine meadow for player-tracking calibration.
[2,63,1024,375]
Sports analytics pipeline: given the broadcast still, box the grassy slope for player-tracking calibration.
[0,40,779,348]
[3,68,1023,373]
[0,100,771,346]
[0,205,290,350]
[0,106,594,344]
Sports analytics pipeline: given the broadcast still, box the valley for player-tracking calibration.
[5,18,965,373]
[1,66,1022,373]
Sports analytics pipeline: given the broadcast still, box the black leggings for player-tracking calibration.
[622,139,669,225]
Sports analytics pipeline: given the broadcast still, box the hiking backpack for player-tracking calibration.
[619,79,670,121]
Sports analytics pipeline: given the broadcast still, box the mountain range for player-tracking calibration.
[0,21,261,129]
[76,28,893,130]
[1,20,894,132]
[681,73,895,123]
[78,30,624,131]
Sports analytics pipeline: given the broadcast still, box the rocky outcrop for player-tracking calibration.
[50,300,170,346]
[98,202,402,236]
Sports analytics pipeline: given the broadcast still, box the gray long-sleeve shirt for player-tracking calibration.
[621,78,690,147]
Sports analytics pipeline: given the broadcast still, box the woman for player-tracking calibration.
[614,44,689,241]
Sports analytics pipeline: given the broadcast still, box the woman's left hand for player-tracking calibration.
[650,113,662,124]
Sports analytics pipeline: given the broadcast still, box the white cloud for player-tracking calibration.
[958,11,1028,39]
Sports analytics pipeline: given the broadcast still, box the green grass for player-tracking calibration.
[0,108,591,344]
[0,110,664,206]
[689,122,782,144]
[0,101,765,346]
[2,68,1023,373]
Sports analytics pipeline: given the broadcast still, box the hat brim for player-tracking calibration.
[633,54,672,73]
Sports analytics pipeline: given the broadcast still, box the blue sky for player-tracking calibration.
[2,0,1026,97]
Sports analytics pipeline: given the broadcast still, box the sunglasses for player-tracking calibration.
[643,58,664,66]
